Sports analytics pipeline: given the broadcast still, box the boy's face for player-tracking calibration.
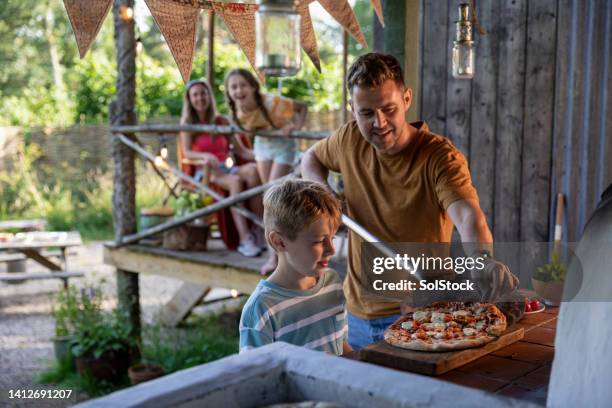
[281,216,338,278]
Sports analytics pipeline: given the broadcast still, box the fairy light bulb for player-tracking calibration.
[154,155,164,167]
[119,5,134,22]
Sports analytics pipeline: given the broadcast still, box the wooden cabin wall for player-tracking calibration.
[418,0,612,246]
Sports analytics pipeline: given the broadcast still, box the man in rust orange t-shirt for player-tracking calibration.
[302,53,518,350]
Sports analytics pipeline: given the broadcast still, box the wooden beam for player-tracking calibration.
[0,271,84,281]
[116,133,263,228]
[104,246,261,294]
[110,124,329,140]
[342,30,349,124]
[19,249,62,271]
[158,284,211,326]
[469,0,499,233]
[403,0,420,123]
[207,11,215,86]
[110,0,140,348]
[420,0,448,134]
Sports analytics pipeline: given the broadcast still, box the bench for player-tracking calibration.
[0,271,84,283]
[0,249,66,263]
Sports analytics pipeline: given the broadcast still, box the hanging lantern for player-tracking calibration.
[452,3,475,79]
[255,0,301,77]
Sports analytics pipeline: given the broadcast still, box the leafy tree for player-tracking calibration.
[0,0,377,126]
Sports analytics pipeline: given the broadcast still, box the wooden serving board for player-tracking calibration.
[360,325,524,376]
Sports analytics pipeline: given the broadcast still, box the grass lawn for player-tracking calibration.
[38,311,240,398]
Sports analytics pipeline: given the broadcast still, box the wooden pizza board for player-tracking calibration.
[360,325,524,376]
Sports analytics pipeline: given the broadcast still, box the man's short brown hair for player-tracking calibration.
[347,52,405,94]
[263,179,341,242]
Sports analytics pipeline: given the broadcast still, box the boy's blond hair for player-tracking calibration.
[263,179,341,241]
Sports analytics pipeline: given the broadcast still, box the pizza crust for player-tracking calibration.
[384,330,494,352]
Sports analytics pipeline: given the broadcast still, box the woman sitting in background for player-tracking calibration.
[179,79,263,257]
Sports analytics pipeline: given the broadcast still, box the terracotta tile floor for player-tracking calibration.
[349,300,559,406]
[441,306,558,406]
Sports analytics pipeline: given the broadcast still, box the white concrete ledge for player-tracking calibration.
[76,343,540,408]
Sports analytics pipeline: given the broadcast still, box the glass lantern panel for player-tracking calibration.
[256,11,301,76]
[452,42,474,79]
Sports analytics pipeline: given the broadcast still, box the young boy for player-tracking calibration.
[239,179,351,355]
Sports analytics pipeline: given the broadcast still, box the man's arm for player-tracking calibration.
[447,198,519,300]
[447,198,492,247]
[301,145,330,186]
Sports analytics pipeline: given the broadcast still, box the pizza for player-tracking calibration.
[384,302,507,351]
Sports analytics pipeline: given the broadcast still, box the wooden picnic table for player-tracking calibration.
[0,219,46,231]
[0,231,84,287]
[345,296,557,406]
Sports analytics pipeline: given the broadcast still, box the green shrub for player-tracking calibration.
[44,189,75,231]
[141,315,238,373]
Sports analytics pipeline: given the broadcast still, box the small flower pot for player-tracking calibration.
[163,223,209,251]
[128,363,165,385]
[531,278,564,306]
[75,349,131,381]
[140,207,175,240]
[52,335,74,367]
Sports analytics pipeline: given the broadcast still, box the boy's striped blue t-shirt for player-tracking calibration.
[239,269,347,355]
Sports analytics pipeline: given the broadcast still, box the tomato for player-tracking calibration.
[530,300,541,311]
[525,303,532,312]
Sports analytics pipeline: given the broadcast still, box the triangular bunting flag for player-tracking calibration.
[144,0,199,82]
[63,0,112,58]
[215,5,264,79]
[317,0,368,48]
[371,0,384,27]
[298,1,321,73]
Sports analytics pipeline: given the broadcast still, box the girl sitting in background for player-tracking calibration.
[179,79,262,257]
[224,69,308,274]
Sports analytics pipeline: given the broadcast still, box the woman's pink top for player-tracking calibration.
[191,115,230,162]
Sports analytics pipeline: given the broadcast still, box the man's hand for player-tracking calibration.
[472,258,520,302]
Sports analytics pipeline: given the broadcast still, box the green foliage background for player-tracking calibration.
[0,0,374,125]
[0,0,375,238]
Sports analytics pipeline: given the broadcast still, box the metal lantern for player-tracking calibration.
[452,3,475,79]
[256,0,301,77]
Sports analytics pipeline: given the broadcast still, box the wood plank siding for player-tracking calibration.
[414,0,611,249]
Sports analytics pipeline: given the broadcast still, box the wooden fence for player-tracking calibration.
[0,110,344,181]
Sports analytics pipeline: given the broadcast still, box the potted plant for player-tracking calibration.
[163,191,213,251]
[532,253,568,306]
[127,361,165,385]
[51,285,80,366]
[69,285,135,381]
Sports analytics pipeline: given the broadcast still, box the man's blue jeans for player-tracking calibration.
[347,312,401,350]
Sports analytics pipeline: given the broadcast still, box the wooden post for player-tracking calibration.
[207,11,215,86]
[342,30,349,124]
[382,0,420,123]
[110,0,141,351]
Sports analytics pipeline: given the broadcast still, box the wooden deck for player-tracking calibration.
[103,239,347,294]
